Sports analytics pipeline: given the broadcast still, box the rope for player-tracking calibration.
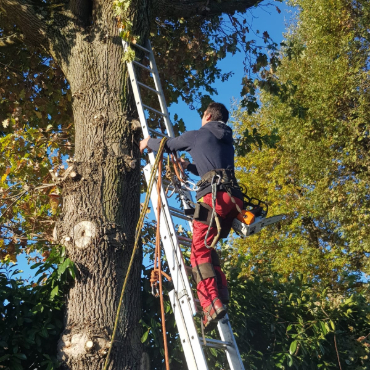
[103,138,168,370]
[151,153,171,370]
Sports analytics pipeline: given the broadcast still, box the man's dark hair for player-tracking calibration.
[206,102,229,123]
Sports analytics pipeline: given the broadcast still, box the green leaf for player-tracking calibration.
[141,330,149,343]
[319,321,327,335]
[289,340,298,355]
[57,258,70,276]
[286,353,293,367]
[0,354,10,363]
[50,285,59,300]
[14,353,27,360]
[30,262,42,270]
[69,264,76,279]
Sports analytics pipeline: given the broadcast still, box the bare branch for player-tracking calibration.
[0,0,49,49]
[154,0,261,18]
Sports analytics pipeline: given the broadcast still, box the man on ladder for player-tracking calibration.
[140,102,243,331]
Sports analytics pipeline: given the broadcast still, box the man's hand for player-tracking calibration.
[178,157,190,169]
[140,136,150,153]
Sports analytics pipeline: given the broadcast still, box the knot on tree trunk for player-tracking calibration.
[57,330,111,364]
[71,221,97,249]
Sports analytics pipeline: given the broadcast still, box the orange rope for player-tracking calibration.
[170,153,186,181]
[151,155,171,370]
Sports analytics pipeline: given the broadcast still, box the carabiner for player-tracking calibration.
[151,284,159,297]
[183,180,199,192]
[211,174,221,186]
[165,184,176,198]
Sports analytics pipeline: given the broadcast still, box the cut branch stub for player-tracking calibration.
[71,221,97,249]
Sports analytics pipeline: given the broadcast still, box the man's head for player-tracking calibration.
[201,102,229,126]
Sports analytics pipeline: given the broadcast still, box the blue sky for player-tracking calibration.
[169,1,294,130]
[15,1,294,280]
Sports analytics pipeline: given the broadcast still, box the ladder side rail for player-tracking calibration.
[156,180,196,313]
[146,40,175,138]
[122,40,156,165]
[169,290,209,370]
[143,164,197,316]
[217,315,245,370]
[143,40,197,230]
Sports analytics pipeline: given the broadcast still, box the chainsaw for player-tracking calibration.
[232,189,283,238]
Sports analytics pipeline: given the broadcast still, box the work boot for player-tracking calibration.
[202,297,227,332]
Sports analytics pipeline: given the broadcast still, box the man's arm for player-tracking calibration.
[179,158,199,177]
[147,131,197,153]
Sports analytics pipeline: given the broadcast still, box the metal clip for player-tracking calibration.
[183,180,199,192]
[151,284,159,297]
[211,174,221,186]
[165,184,176,198]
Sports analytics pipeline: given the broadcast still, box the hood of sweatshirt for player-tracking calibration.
[202,121,233,144]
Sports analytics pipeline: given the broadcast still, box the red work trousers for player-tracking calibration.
[191,191,243,309]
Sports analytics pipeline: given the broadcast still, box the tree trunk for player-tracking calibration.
[0,0,262,368]
[53,1,151,368]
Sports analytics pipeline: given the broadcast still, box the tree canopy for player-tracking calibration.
[1,0,370,369]
[233,0,370,287]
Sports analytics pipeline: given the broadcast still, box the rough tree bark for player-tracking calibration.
[0,0,260,368]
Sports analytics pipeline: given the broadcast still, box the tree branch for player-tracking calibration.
[0,0,49,50]
[154,0,262,18]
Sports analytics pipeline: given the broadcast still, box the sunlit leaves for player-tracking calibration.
[233,0,370,285]
[0,23,73,263]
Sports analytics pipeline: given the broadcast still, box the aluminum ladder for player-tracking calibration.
[122,38,245,370]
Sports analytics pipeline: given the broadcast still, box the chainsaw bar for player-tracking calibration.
[232,214,284,238]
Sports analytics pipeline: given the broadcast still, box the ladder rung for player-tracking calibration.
[148,128,169,138]
[163,180,194,194]
[177,239,192,248]
[201,338,233,349]
[142,104,166,117]
[133,60,153,72]
[177,235,192,244]
[169,207,193,222]
[169,206,185,215]
[138,82,160,95]
[170,211,192,222]
[131,43,151,53]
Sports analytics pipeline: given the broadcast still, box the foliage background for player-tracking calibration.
[1,0,370,369]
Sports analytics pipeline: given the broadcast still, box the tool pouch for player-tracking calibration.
[193,202,217,227]
[193,203,231,239]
